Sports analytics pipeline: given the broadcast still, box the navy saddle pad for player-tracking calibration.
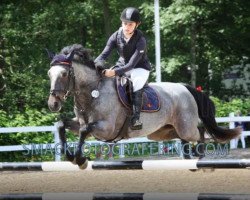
[116,77,160,112]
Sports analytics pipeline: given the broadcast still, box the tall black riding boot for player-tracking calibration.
[131,89,143,130]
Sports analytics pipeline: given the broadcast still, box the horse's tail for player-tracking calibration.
[184,84,241,142]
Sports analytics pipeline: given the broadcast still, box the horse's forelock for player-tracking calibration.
[60,44,95,69]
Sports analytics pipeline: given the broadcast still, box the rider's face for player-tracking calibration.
[122,21,137,35]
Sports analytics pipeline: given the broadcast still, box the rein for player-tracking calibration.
[50,62,104,125]
[50,62,104,100]
[50,62,129,143]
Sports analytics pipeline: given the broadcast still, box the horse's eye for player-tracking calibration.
[47,70,51,77]
[62,72,68,77]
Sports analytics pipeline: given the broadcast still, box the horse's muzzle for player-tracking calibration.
[48,94,62,112]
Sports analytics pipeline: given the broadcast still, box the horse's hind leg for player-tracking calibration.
[147,125,178,141]
[196,126,205,159]
[174,112,200,142]
[181,126,206,160]
[173,112,200,161]
[181,140,192,159]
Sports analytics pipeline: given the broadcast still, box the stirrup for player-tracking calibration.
[130,120,143,130]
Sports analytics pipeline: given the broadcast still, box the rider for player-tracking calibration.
[94,7,151,130]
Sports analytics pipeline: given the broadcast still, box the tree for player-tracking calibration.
[144,0,250,95]
[0,0,249,116]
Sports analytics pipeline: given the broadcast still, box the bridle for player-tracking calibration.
[49,60,130,143]
[49,62,75,101]
[49,61,105,125]
[49,61,106,100]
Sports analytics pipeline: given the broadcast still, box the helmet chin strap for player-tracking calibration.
[128,23,140,35]
[124,28,135,37]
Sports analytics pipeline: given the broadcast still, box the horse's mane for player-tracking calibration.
[60,44,95,69]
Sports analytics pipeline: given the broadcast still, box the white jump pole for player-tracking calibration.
[1,159,250,171]
[154,0,161,83]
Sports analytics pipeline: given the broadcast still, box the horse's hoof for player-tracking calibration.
[189,169,199,172]
[86,156,91,161]
[78,158,88,169]
[199,155,205,159]
[72,158,77,165]
[66,154,75,163]
[183,155,192,159]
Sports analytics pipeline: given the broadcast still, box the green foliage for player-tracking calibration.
[0,0,249,161]
[0,107,57,127]
[158,0,250,89]
[0,107,58,161]
[1,0,249,114]
[0,107,57,145]
[211,97,250,117]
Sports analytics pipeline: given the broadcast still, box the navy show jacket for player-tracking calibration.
[95,27,151,76]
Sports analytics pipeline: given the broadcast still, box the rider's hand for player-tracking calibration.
[104,69,115,77]
[94,61,106,71]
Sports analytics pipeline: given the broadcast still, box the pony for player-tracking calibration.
[47,44,240,168]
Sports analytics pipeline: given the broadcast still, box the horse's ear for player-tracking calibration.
[45,48,55,60]
[79,48,92,61]
[66,50,75,61]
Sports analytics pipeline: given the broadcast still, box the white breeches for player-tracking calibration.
[122,68,150,92]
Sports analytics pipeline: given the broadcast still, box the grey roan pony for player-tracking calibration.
[47,44,240,168]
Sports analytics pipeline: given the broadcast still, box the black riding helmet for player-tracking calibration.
[120,7,141,23]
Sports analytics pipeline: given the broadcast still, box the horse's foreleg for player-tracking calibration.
[74,123,94,169]
[63,118,80,134]
[57,121,74,162]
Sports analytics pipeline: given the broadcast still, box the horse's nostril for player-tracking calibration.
[54,101,58,107]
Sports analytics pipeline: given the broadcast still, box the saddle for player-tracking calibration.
[115,76,161,112]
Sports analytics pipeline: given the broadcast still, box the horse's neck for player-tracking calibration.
[72,63,116,112]
[73,63,99,91]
